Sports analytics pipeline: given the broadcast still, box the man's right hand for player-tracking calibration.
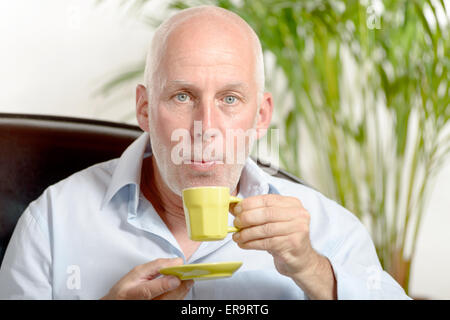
[101,257,193,300]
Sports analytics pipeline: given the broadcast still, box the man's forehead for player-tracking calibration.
[164,79,251,91]
[166,79,249,89]
[159,50,255,91]
[163,38,254,67]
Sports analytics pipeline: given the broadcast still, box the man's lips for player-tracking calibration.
[184,158,224,164]
[184,159,223,171]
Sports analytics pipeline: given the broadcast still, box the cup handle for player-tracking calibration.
[228,196,242,233]
[228,226,239,233]
[229,196,242,204]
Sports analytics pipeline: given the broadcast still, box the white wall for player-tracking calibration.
[1,0,449,299]
[0,0,155,123]
[409,163,450,299]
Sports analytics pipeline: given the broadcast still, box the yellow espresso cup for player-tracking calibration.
[182,186,242,241]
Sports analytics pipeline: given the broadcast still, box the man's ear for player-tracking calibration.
[255,92,274,139]
[136,84,150,132]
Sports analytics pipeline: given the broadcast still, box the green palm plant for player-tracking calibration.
[98,0,450,294]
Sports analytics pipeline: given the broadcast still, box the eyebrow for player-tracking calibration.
[164,80,250,94]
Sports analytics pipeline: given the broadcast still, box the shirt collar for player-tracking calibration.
[101,131,274,211]
[101,132,150,211]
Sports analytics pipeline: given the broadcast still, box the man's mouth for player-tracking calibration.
[185,159,223,171]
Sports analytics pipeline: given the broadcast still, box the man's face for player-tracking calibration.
[138,18,272,196]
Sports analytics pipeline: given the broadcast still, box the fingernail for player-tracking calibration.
[233,232,240,240]
[168,276,180,289]
[234,217,241,228]
[234,203,242,214]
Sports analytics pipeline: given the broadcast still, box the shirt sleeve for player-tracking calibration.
[0,206,52,299]
[325,214,411,300]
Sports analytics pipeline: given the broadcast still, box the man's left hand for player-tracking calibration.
[231,194,336,299]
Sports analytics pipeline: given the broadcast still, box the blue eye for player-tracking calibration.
[175,93,190,102]
[224,95,237,104]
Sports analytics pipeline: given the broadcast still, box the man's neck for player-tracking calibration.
[140,156,185,227]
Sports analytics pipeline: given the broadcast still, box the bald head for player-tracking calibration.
[144,5,265,103]
[136,5,273,196]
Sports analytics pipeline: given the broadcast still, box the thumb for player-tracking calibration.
[130,275,181,300]
[130,257,183,281]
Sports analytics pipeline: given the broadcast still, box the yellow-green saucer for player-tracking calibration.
[159,261,243,281]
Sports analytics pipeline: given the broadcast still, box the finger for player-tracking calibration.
[229,202,239,214]
[236,234,295,252]
[233,220,302,244]
[130,257,184,281]
[153,280,194,300]
[129,275,182,300]
[234,206,302,228]
[231,194,302,215]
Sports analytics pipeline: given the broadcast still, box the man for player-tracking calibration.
[0,6,409,299]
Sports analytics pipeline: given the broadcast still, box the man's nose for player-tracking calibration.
[191,98,220,140]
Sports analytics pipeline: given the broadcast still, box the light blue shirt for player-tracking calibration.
[0,132,410,299]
